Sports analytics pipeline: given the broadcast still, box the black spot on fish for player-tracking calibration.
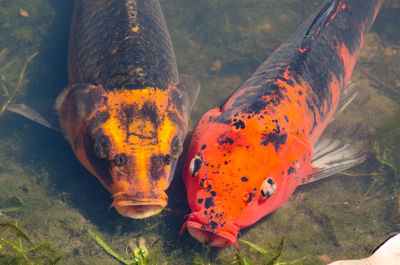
[142,101,159,126]
[117,103,138,126]
[114,153,127,167]
[170,136,182,158]
[246,192,255,203]
[287,166,296,175]
[163,154,172,165]
[218,136,234,145]
[273,124,281,134]
[233,120,246,129]
[198,198,204,204]
[298,90,303,96]
[150,154,165,180]
[201,144,207,150]
[284,115,289,122]
[241,177,248,182]
[200,178,207,188]
[247,100,268,115]
[210,221,218,229]
[204,197,214,209]
[167,111,183,127]
[211,191,217,197]
[261,132,288,152]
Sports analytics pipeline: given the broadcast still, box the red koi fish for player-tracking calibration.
[181,0,383,247]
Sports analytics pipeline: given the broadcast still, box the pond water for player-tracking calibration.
[0,0,399,264]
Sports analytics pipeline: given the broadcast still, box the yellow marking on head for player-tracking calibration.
[131,25,140,32]
[101,87,181,183]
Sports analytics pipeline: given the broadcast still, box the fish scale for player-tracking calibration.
[68,0,178,91]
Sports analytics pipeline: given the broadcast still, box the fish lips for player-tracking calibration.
[111,192,168,219]
[180,213,239,247]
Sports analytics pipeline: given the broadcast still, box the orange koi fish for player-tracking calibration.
[181,0,383,247]
[9,0,199,219]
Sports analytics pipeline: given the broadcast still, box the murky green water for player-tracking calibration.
[0,0,399,264]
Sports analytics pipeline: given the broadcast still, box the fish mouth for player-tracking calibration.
[111,194,167,219]
[180,214,239,247]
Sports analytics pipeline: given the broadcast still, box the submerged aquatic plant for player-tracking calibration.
[87,228,161,265]
[373,104,400,174]
[231,237,309,265]
[0,50,38,118]
[0,220,62,265]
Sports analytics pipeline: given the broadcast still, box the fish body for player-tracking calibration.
[181,0,383,246]
[55,0,198,218]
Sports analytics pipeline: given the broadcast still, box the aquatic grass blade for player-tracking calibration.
[235,252,255,265]
[267,237,285,265]
[239,239,269,254]
[87,228,133,265]
[0,223,32,244]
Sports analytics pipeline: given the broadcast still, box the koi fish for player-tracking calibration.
[9,0,199,219]
[181,0,382,247]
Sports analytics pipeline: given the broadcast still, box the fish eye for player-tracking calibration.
[93,136,109,159]
[114,153,127,167]
[189,155,202,177]
[170,136,182,159]
[260,178,276,199]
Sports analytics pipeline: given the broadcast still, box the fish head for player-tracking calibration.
[182,107,311,246]
[56,83,188,218]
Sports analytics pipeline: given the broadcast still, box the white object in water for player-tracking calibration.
[328,233,400,265]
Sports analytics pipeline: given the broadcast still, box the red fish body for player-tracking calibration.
[181,0,383,247]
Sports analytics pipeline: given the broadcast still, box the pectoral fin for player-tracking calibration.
[331,81,359,122]
[180,75,200,108]
[302,138,365,184]
[6,102,61,131]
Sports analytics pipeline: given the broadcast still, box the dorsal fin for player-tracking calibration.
[302,0,336,48]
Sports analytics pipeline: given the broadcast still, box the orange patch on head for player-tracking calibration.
[101,87,183,186]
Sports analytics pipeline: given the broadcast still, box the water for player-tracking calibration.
[0,0,399,264]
